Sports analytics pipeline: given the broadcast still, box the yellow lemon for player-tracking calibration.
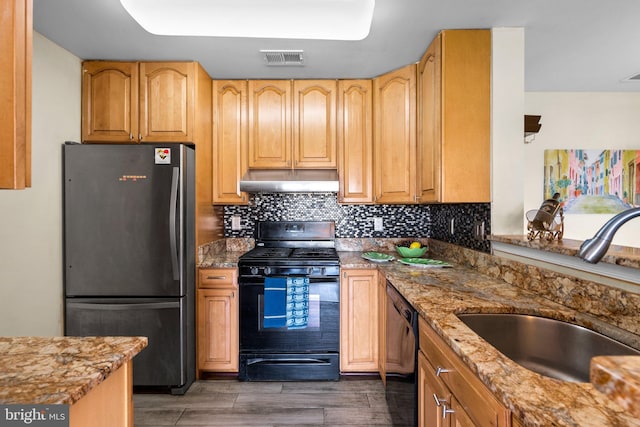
[409,241,421,249]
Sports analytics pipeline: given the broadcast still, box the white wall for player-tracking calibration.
[524,93,640,247]
[0,33,81,335]
[491,28,525,235]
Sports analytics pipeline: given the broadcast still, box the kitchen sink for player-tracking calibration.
[456,313,640,382]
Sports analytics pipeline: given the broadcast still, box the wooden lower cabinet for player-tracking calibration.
[418,316,510,427]
[340,269,379,372]
[197,268,239,374]
[419,350,451,427]
[70,360,133,427]
[377,270,387,384]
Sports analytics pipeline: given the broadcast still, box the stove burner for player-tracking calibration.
[243,247,292,259]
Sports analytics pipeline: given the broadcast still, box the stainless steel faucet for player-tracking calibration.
[577,207,640,263]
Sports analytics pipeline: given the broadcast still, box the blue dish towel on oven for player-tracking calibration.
[263,277,287,328]
[286,277,309,329]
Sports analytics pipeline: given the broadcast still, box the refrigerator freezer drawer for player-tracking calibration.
[65,298,189,391]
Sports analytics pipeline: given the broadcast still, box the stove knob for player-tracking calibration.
[250,267,259,275]
[264,266,272,275]
[307,267,314,275]
[320,267,326,276]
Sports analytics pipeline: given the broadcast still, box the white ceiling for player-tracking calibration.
[34,0,640,91]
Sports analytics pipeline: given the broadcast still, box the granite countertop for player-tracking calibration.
[0,336,147,405]
[199,243,639,425]
[199,250,244,268]
[339,251,640,427]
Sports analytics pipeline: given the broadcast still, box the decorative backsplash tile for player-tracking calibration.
[430,203,491,252]
[223,193,491,252]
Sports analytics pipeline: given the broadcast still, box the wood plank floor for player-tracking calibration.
[134,378,408,426]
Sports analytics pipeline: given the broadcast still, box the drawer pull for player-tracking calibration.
[206,276,227,280]
[435,366,452,377]
[433,394,447,407]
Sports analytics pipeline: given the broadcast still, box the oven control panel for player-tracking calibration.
[238,265,340,278]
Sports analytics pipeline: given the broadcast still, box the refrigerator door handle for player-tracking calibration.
[169,166,180,281]
[67,301,181,310]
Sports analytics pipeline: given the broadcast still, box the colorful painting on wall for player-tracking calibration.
[543,149,640,214]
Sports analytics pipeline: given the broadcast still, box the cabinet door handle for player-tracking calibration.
[231,291,235,298]
[206,276,227,280]
[435,366,452,376]
[433,394,447,407]
[442,404,455,419]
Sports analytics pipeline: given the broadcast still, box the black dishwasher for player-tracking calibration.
[385,282,418,427]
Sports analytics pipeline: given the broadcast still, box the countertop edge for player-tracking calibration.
[0,336,148,405]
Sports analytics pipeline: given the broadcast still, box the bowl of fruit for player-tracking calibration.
[395,240,427,258]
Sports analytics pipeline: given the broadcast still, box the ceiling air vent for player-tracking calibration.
[261,50,304,66]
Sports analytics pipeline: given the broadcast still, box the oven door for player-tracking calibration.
[239,276,339,353]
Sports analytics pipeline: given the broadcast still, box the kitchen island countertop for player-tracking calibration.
[0,336,147,405]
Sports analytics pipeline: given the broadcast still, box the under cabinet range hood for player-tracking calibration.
[239,169,339,193]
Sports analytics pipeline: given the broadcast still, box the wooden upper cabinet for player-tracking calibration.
[82,61,138,142]
[337,80,373,203]
[82,61,205,144]
[418,30,491,203]
[248,80,292,168]
[212,80,248,204]
[417,35,441,203]
[293,80,337,168]
[0,0,32,189]
[373,64,417,204]
[139,62,194,142]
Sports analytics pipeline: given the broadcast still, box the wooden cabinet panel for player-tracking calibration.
[373,65,417,204]
[212,80,248,204]
[248,80,292,168]
[0,0,32,189]
[337,80,373,203]
[197,288,238,372]
[199,268,237,288]
[139,62,194,142]
[418,350,451,427]
[82,61,138,142]
[377,271,387,384]
[417,35,441,203]
[340,269,379,372]
[418,316,510,427]
[417,30,491,203]
[293,80,337,168]
[197,268,239,373]
[69,360,133,427]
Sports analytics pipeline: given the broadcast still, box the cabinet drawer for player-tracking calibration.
[418,316,509,427]
[198,268,237,289]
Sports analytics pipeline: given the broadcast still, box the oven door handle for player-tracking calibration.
[246,357,333,366]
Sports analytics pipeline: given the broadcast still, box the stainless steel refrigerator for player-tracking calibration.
[63,143,195,395]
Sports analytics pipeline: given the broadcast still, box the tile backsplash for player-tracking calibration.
[224,193,491,252]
